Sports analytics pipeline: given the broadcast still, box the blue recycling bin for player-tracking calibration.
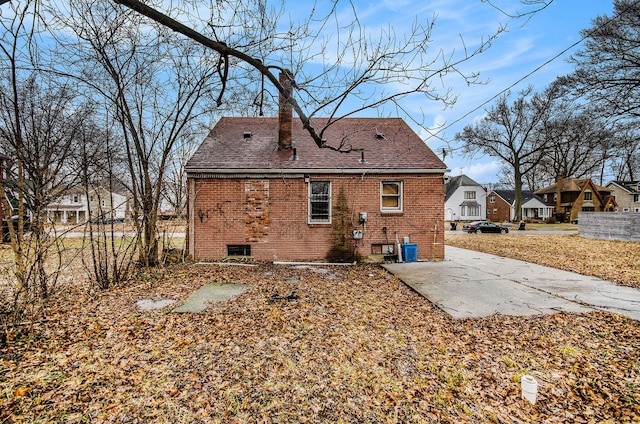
[402,243,417,263]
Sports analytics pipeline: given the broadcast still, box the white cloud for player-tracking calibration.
[450,160,502,184]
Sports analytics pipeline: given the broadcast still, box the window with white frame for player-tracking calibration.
[464,191,476,199]
[73,194,79,203]
[584,191,592,201]
[381,181,402,211]
[489,195,495,203]
[309,181,331,223]
[634,194,640,203]
[467,205,481,216]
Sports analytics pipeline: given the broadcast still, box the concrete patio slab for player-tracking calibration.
[384,246,640,321]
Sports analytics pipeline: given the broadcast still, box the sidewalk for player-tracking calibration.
[384,246,640,320]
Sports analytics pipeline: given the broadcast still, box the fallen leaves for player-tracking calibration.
[446,233,640,287]
[0,262,639,423]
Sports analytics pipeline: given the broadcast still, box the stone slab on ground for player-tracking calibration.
[137,299,177,311]
[173,283,252,313]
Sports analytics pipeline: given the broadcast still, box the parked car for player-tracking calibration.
[463,221,509,234]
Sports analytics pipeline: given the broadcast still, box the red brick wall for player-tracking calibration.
[488,195,511,222]
[187,173,445,261]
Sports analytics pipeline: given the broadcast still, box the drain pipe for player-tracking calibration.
[395,232,403,263]
[432,220,438,261]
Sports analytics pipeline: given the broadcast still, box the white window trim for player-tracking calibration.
[308,181,331,224]
[380,181,403,212]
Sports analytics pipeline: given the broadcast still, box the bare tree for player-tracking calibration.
[535,101,614,185]
[559,0,640,182]
[609,123,639,181]
[566,0,640,121]
[455,87,560,221]
[49,0,233,266]
[161,132,201,219]
[0,0,88,316]
[112,0,510,151]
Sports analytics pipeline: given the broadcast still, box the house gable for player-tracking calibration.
[444,175,486,221]
[536,178,615,222]
[606,180,639,212]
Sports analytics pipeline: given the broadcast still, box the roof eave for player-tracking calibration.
[187,167,450,176]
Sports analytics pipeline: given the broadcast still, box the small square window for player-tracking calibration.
[381,182,402,211]
[584,191,592,201]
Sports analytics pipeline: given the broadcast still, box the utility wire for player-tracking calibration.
[427,0,640,147]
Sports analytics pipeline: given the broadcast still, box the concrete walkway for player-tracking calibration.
[384,246,640,320]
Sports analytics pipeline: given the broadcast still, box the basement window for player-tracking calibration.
[372,244,395,254]
[227,245,251,256]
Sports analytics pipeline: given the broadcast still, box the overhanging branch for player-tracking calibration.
[111,0,342,150]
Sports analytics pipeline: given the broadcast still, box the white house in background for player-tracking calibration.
[606,180,640,212]
[46,186,128,224]
[444,175,486,221]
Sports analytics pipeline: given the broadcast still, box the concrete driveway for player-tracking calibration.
[384,246,640,321]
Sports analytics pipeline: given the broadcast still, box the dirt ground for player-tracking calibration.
[1,255,639,422]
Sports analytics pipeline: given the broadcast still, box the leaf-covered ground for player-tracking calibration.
[2,262,639,423]
[446,233,640,288]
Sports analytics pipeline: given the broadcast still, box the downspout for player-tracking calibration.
[188,178,195,257]
[432,220,438,261]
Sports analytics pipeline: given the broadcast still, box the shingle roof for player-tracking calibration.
[493,190,545,206]
[608,180,640,193]
[534,178,609,194]
[444,174,482,201]
[186,117,447,174]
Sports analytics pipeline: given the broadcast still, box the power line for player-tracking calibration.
[427,0,640,146]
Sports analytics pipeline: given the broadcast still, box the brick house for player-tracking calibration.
[606,180,640,212]
[535,177,617,223]
[186,90,448,262]
[487,190,553,222]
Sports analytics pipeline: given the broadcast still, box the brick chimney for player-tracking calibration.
[278,70,293,149]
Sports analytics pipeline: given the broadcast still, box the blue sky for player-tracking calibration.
[2,0,615,186]
[327,0,616,184]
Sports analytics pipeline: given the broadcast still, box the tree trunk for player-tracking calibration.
[514,166,523,222]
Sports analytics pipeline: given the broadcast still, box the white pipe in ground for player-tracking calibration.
[521,375,538,404]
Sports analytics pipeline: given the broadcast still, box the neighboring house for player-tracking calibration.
[487,190,553,222]
[606,180,640,213]
[186,77,448,262]
[534,177,617,223]
[444,175,486,221]
[46,186,128,224]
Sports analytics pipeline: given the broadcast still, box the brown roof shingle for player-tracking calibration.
[186,117,447,174]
